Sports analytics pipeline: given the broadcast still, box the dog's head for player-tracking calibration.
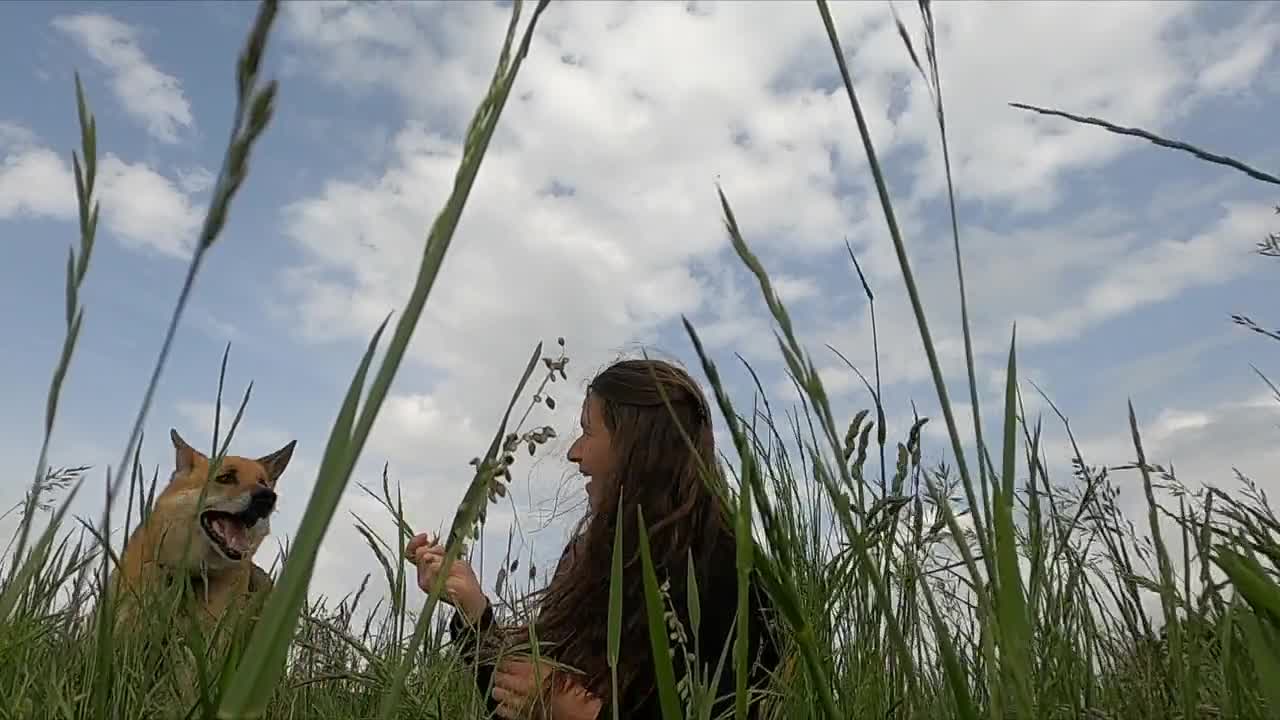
[155,428,295,571]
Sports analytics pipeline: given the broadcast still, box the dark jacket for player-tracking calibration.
[448,540,781,718]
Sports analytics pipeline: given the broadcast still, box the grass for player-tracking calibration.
[2,0,1278,718]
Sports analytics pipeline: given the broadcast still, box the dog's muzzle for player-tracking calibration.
[241,487,277,526]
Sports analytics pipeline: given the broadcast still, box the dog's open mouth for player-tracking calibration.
[200,510,254,561]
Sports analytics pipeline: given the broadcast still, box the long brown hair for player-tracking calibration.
[522,358,737,705]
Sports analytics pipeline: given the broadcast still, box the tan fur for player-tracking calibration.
[112,428,295,637]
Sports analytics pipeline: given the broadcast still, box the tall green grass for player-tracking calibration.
[2,0,1278,718]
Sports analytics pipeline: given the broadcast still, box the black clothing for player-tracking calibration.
[448,541,781,718]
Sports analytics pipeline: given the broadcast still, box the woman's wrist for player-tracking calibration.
[458,591,489,623]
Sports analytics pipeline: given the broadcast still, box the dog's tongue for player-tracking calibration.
[213,516,250,552]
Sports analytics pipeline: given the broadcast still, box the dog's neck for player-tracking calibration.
[154,558,245,590]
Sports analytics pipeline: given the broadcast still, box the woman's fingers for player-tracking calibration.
[403,533,427,556]
[409,544,486,615]
[404,532,439,559]
[492,699,522,720]
[409,536,487,614]
[414,544,445,563]
[492,681,533,720]
[492,680,542,720]
[404,532,429,555]
[497,659,552,692]
[493,669,527,694]
[414,547,451,596]
[414,546,444,567]
[491,684,519,704]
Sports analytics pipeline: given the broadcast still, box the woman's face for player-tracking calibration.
[567,392,615,513]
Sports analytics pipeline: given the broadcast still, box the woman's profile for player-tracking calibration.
[408,357,782,718]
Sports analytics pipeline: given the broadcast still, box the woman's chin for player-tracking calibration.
[585,480,602,512]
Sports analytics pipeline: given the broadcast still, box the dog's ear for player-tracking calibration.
[170,428,205,473]
[256,440,296,486]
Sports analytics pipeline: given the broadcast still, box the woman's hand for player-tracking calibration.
[492,658,603,720]
[549,682,604,720]
[405,532,488,622]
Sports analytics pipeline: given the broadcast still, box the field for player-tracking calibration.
[2,0,1278,718]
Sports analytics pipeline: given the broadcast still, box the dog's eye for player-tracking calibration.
[215,473,236,485]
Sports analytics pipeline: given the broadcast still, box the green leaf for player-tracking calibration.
[382,341,545,719]
[636,507,683,720]
[916,560,980,720]
[64,246,75,328]
[1238,608,1280,713]
[813,0,992,581]
[681,317,841,720]
[993,326,1033,718]
[216,315,389,717]
[608,512,625,720]
[1128,399,1184,706]
[733,458,754,720]
[687,547,702,642]
[1214,548,1280,626]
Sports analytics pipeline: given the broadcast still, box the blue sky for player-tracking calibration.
[1,0,1278,609]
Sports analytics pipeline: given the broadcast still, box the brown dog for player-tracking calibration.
[112,429,294,636]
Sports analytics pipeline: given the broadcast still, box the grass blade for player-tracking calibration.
[1128,400,1183,712]
[109,0,280,508]
[216,315,389,717]
[608,506,624,720]
[1237,608,1280,713]
[636,507,683,720]
[915,554,980,720]
[682,317,841,720]
[217,3,549,716]
[733,448,754,720]
[1,71,100,622]
[1009,102,1280,186]
[813,0,993,581]
[993,328,1033,718]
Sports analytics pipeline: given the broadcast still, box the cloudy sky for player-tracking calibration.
[1,0,1277,616]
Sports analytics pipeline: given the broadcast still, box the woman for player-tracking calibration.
[408,358,782,719]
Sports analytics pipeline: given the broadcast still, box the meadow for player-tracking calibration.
[2,0,1278,718]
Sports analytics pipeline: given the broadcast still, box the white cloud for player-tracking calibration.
[0,130,76,219]
[773,274,821,304]
[175,166,215,195]
[173,400,300,458]
[272,2,1277,401]
[807,192,1274,404]
[887,1,1205,212]
[0,124,202,257]
[233,1,1280,608]
[51,13,193,144]
[967,202,1270,347]
[98,155,203,257]
[0,123,38,148]
[191,308,240,342]
[1069,390,1280,507]
[1192,4,1280,95]
[0,0,1272,628]
[366,393,490,473]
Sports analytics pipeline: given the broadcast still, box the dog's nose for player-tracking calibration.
[248,486,277,519]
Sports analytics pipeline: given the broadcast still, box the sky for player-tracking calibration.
[1,0,1278,619]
